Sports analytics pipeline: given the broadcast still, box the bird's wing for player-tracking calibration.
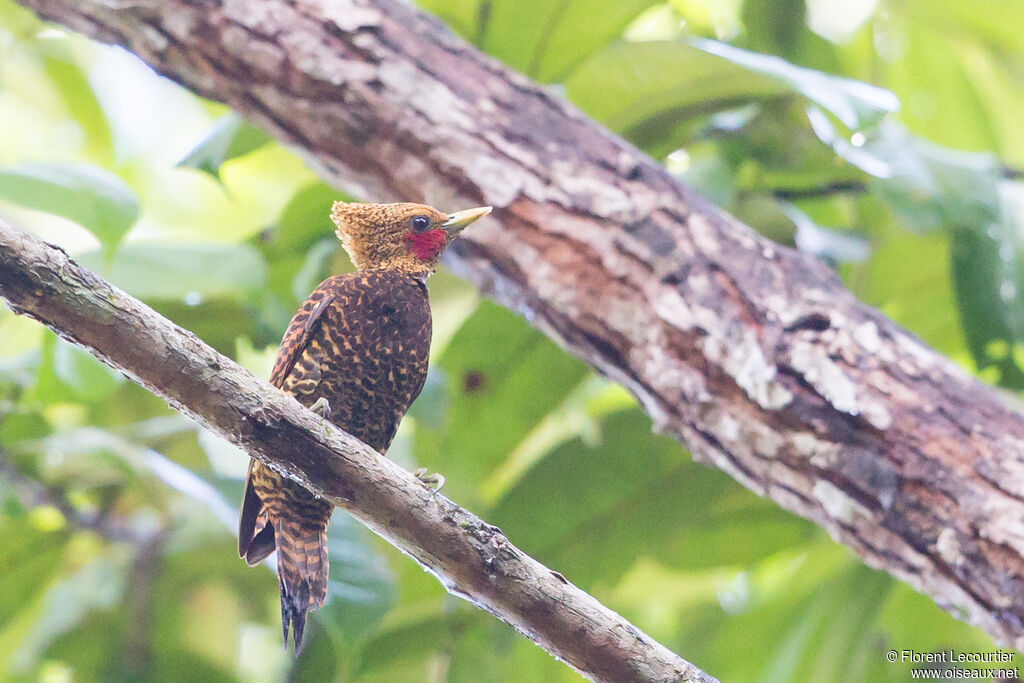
[239,277,340,559]
[238,458,273,561]
[269,288,337,389]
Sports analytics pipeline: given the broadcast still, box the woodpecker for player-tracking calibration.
[237,201,491,652]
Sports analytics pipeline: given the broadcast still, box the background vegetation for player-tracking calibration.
[1,0,1023,680]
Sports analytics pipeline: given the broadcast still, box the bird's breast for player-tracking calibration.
[316,272,432,452]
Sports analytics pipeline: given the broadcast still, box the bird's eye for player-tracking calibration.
[411,215,431,232]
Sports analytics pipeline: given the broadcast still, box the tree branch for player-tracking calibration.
[0,221,715,683]
[13,0,1024,653]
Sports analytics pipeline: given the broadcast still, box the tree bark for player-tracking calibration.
[0,221,715,683]
[14,0,1024,653]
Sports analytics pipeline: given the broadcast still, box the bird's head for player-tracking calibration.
[330,201,491,276]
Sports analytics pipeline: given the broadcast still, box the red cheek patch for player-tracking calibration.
[405,229,448,261]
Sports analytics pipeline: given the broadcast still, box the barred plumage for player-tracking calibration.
[237,202,490,653]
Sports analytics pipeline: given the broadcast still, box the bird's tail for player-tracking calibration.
[275,516,329,653]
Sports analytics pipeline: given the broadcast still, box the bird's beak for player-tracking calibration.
[442,206,492,233]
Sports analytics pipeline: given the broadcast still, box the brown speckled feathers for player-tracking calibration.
[238,270,431,650]
[237,200,489,653]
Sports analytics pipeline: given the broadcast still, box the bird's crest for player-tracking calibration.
[330,201,490,275]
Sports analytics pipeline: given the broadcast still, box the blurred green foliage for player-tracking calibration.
[1,0,1022,680]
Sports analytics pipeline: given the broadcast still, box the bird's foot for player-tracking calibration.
[413,467,445,493]
[309,397,332,418]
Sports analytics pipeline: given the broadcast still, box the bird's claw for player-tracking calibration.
[310,397,332,418]
[413,467,445,493]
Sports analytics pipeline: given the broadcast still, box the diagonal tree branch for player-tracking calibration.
[0,221,715,682]
[13,0,1024,654]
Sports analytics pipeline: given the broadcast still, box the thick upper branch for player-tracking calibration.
[14,0,1024,653]
[0,222,714,682]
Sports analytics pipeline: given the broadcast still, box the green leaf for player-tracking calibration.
[565,40,787,137]
[52,338,124,402]
[412,302,589,504]
[0,161,138,258]
[491,410,683,549]
[39,46,114,164]
[710,97,868,204]
[566,37,896,158]
[248,181,352,341]
[445,617,584,683]
[273,181,343,253]
[475,0,657,81]
[471,0,655,80]
[10,551,129,673]
[152,299,259,356]
[0,304,43,378]
[720,564,893,683]
[846,207,967,357]
[780,203,869,264]
[39,611,126,682]
[288,621,340,681]
[146,542,279,680]
[405,368,449,430]
[31,332,124,407]
[479,1,572,74]
[354,610,480,677]
[877,579,1015,659]
[415,0,482,41]
[291,238,340,302]
[76,243,266,301]
[815,118,1024,385]
[177,113,272,180]
[694,39,898,131]
[811,116,1002,230]
[531,0,662,82]
[740,0,806,57]
[0,0,39,35]
[771,566,891,682]
[27,428,139,492]
[900,0,1024,56]
[950,210,1024,389]
[872,3,1024,165]
[492,409,811,585]
[452,623,585,683]
[0,412,49,446]
[0,519,67,627]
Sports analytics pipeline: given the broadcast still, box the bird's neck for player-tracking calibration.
[358,263,433,281]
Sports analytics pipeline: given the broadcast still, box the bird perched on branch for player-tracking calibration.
[237,201,491,652]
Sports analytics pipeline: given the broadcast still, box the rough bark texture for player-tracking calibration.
[0,222,715,683]
[14,0,1024,652]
